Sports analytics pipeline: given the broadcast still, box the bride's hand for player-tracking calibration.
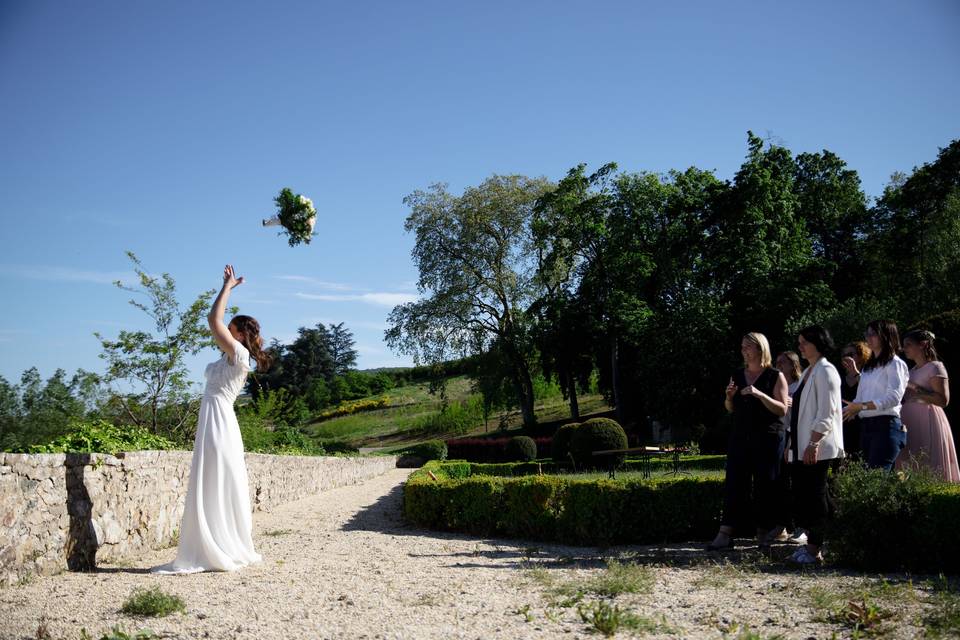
[223,264,245,289]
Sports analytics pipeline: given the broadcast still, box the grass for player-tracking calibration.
[722,625,786,640]
[804,578,915,636]
[576,601,674,637]
[920,576,960,638]
[263,529,293,537]
[304,374,612,449]
[81,627,156,640]
[525,558,654,609]
[119,586,186,617]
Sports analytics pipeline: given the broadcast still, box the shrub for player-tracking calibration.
[120,586,185,617]
[467,455,726,477]
[26,420,177,455]
[407,439,448,461]
[551,422,580,463]
[411,398,484,436]
[447,436,552,462]
[404,461,723,545]
[315,396,391,421]
[829,462,960,572]
[505,436,537,461]
[237,412,324,456]
[570,418,628,468]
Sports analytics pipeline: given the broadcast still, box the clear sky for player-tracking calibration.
[1,0,958,388]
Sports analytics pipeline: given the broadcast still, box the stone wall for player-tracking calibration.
[0,451,397,587]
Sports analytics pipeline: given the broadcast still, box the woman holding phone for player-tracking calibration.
[842,320,909,470]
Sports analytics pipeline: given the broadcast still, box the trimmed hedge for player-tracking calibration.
[570,418,628,468]
[446,436,552,462]
[464,455,727,477]
[404,461,724,545]
[551,422,581,462]
[505,436,538,461]
[408,459,960,572]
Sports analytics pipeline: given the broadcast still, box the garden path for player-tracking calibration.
[0,468,938,639]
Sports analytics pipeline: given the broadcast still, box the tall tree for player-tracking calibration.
[705,132,830,347]
[792,149,870,301]
[386,175,552,428]
[532,163,628,418]
[328,322,358,376]
[95,252,220,440]
[871,139,960,322]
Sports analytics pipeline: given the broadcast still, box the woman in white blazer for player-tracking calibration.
[785,325,844,565]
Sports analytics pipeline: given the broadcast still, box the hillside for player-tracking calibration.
[303,375,612,450]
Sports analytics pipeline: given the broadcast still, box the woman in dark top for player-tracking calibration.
[839,341,869,461]
[708,332,789,550]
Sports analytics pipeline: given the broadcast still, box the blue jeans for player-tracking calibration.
[860,415,906,471]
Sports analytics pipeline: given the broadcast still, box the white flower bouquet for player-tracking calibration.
[263,188,317,246]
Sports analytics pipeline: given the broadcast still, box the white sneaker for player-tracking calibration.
[788,530,808,544]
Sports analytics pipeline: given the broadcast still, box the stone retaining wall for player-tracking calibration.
[0,451,397,586]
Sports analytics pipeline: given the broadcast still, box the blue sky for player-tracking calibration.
[1,0,958,388]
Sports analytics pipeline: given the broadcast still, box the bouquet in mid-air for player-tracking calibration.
[263,187,317,246]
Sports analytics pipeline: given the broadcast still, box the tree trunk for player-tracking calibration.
[512,361,537,429]
[611,335,624,424]
[568,375,580,420]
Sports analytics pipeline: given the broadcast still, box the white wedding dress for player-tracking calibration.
[153,339,261,574]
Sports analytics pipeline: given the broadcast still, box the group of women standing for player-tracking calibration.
[707,320,959,565]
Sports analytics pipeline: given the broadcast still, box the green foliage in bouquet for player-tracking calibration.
[274,187,317,247]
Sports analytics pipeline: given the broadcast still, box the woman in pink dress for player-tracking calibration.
[896,329,960,482]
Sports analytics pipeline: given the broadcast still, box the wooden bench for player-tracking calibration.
[591,446,691,479]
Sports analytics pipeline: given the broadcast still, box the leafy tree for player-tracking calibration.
[703,132,832,349]
[386,175,552,427]
[870,140,960,322]
[95,252,222,441]
[532,163,619,419]
[328,322,358,376]
[792,149,870,300]
[469,339,519,430]
[606,167,730,428]
[0,376,19,445]
[0,367,96,450]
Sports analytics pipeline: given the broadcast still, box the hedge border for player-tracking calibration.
[404,461,724,545]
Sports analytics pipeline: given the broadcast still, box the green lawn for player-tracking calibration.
[303,375,612,448]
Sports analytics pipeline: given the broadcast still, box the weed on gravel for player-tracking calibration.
[721,624,786,640]
[120,586,186,617]
[525,558,654,607]
[576,601,674,637]
[920,576,960,638]
[80,627,156,640]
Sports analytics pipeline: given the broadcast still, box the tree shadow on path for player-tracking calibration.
[339,479,831,574]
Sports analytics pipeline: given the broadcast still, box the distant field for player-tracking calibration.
[304,375,612,448]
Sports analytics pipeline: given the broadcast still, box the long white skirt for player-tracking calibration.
[152,395,261,574]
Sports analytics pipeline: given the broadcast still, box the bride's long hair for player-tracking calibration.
[229,315,273,371]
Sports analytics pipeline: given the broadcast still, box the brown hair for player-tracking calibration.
[842,341,871,366]
[776,351,802,383]
[902,329,940,363]
[229,315,273,371]
[863,319,900,371]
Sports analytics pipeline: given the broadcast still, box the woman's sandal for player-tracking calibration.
[706,535,735,551]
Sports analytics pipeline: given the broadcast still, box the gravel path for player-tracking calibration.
[0,469,943,639]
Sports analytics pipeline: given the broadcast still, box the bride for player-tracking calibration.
[153,265,272,574]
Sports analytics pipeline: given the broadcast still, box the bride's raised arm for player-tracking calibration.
[208,264,244,353]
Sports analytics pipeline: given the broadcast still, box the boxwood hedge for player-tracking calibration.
[404,461,724,545]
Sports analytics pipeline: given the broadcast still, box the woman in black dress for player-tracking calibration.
[708,332,790,550]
